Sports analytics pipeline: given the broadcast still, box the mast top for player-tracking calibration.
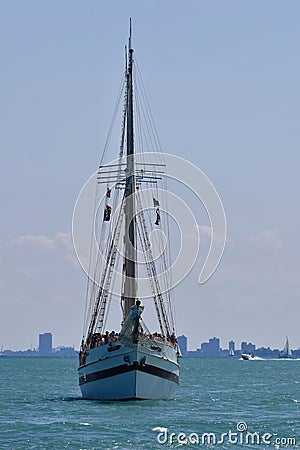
[129,18,133,52]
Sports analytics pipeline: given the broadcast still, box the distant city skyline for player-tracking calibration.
[177,335,300,358]
[2,332,299,355]
[1,332,78,357]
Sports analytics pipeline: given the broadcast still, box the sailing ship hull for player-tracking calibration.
[78,342,179,400]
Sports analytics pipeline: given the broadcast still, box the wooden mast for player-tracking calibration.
[123,19,137,319]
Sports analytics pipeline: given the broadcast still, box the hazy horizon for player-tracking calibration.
[2,332,294,353]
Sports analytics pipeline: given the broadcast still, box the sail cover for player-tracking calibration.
[120,302,144,339]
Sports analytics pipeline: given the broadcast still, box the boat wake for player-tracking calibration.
[239,357,300,361]
[239,356,264,361]
[268,358,300,361]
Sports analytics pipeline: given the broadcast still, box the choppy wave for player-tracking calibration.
[0,357,299,449]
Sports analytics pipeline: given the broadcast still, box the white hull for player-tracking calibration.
[78,341,179,400]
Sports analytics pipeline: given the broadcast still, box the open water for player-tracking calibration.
[0,357,299,450]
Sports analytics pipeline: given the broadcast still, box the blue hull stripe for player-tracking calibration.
[79,361,179,385]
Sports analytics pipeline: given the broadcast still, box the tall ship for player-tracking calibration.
[77,22,180,400]
[278,336,293,359]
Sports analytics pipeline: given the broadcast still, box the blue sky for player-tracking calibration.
[1,1,300,350]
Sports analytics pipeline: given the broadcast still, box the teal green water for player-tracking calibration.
[0,358,299,449]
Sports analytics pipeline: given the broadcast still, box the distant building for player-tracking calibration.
[256,347,279,358]
[186,349,201,358]
[229,340,235,353]
[177,335,187,356]
[292,348,300,358]
[241,341,246,352]
[39,332,52,356]
[201,337,220,357]
[241,341,256,354]
[53,346,78,358]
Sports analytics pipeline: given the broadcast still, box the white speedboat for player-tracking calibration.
[241,353,254,360]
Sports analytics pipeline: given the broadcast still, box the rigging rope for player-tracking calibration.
[83,51,177,342]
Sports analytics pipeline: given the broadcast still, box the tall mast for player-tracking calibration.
[123,19,137,318]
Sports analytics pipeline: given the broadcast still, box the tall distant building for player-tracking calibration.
[241,341,247,352]
[177,335,187,356]
[241,341,256,354]
[209,337,220,356]
[229,340,235,352]
[39,333,52,356]
[201,337,220,357]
